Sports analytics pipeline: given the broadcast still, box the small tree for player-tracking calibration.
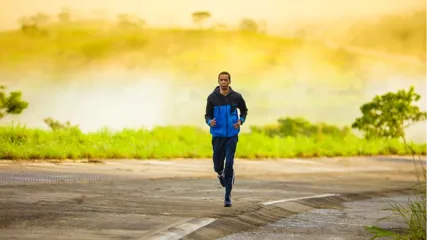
[18,12,50,36]
[58,8,72,23]
[29,12,50,27]
[191,11,211,29]
[44,117,79,131]
[239,18,258,33]
[0,86,29,120]
[116,14,145,29]
[357,88,427,240]
[250,117,350,139]
[351,86,427,140]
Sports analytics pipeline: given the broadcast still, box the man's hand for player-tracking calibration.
[233,120,241,129]
[210,118,216,127]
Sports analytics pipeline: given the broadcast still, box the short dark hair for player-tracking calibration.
[218,71,231,81]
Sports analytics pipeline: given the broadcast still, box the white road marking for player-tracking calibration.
[145,217,217,240]
[261,193,339,206]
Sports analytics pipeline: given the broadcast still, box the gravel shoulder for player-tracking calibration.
[218,195,413,240]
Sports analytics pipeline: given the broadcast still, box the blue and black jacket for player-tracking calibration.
[205,86,248,138]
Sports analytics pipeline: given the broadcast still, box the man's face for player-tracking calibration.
[218,74,230,90]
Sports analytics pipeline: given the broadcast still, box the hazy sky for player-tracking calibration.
[0,0,424,30]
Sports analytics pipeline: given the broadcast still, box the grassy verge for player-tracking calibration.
[0,125,425,160]
[365,135,426,239]
[366,170,426,240]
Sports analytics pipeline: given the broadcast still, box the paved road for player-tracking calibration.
[0,156,423,239]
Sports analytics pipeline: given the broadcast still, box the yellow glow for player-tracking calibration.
[0,0,424,30]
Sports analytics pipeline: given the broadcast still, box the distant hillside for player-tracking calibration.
[0,21,300,73]
[0,18,424,80]
[0,18,374,72]
[344,9,426,60]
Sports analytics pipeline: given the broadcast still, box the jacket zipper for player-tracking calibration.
[222,90,231,137]
[226,95,229,137]
[226,105,229,137]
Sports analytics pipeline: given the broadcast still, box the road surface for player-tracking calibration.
[0,156,424,239]
[219,194,412,240]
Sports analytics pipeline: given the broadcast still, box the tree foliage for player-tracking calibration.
[18,12,50,36]
[351,86,427,139]
[44,117,79,132]
[57,8,72,23]
[116,14,145,29]
[191,11,211,29]
[0,86,29,120]
[250,117,351,138]
[239,18,259,33]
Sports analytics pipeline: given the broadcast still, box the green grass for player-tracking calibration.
[366,189,426,240]
[1,125,425,160]
[365,156,426,240]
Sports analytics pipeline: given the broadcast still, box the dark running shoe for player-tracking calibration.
[217,172,225,187]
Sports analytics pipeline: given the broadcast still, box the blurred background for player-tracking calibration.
[0,0,425,142]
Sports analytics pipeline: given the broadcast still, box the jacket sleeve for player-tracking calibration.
[205,96,214,126]
[237,94,248,124]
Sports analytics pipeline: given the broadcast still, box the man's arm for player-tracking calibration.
[205,96,214,126]
[237,94,248,124]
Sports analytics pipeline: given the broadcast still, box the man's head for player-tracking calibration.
[218,71,231,91]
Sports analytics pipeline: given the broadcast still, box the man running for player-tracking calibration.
[204,71,248,207]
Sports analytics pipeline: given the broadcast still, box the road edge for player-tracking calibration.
[181,187,416,240]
